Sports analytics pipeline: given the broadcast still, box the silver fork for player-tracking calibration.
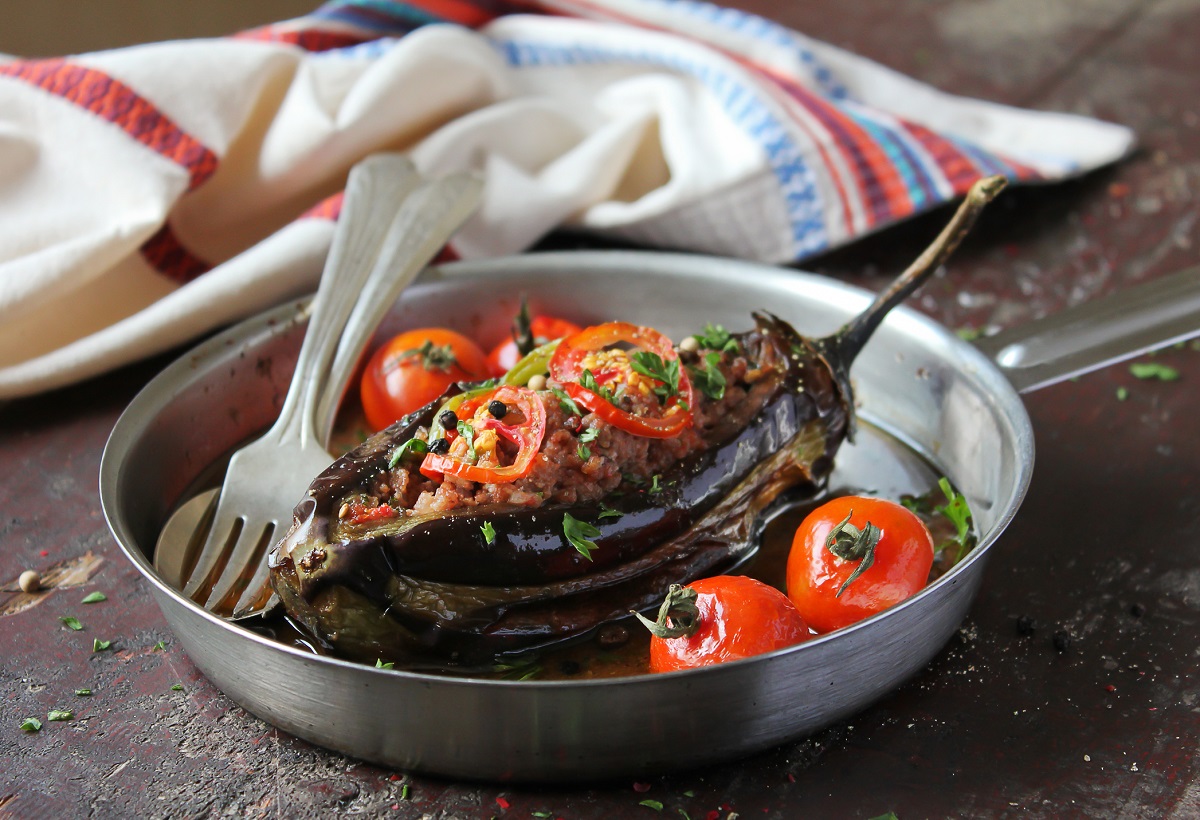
[180,155,483,619]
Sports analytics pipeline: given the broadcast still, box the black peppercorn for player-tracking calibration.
[488,399,508,419]
[438,410,458,430]
[429,437,450,455]
[1130,603,1146,618]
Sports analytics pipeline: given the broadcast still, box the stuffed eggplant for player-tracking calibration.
[268,176,1007,670]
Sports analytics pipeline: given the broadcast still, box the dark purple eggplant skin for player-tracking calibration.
[269,312,850,668]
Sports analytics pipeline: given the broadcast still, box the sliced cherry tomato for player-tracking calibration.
[786,496,935,634]
[639,576,812,672]
[487,316,583,377]
[548,322,694,438]
[420,385,546,484]
[360,328,488,431]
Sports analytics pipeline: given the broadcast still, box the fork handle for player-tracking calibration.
[271,154,420,446]
[313,171,485,443]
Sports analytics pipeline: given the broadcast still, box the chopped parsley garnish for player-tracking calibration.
[577,426,600,459]
[375,659,395,669]
[550,387,582,416]
[688,351,727,400]
[639,799,664,811]
[47,710,72,722]
[935,477,973,562]
[631,351,681,402]
[563,513,602,560]
[579,368,621,405]
[1130,362,1180,381]
[598,504,623,520]
[649,475,664,494]
[171,684,184,691]
[955,326,984,342]
[692,323,739,353]
[400,784,410,800]
[388,438,429,468]
[1116,386,1129,401]
[75,689,92,697]
[481,521,496,545]
[92,639,112,652]
[59,616,83,631]
[81,592,106,604]
[456,420,478,462]
[152,641,166,651]
[20,717,41,733]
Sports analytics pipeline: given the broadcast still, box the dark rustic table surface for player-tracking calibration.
[3,2,1199,818]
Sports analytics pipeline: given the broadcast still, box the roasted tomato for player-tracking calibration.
[420,385,547,484]
[487,316,583,377]
[549,322,694,438]
[360,328,488,431]
[638,576,812,672]
[786,496,935,633]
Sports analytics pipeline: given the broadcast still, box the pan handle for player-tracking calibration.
[972,264,1200,394]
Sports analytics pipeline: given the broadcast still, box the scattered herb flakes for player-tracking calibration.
[580,368,620,406]
[171,684,184,691]
[47,710,72,722]
[688,351,726,400]
[868,813,900,820]
[649,474,664,494]
[639,799,664,811]
[92,639,112,653]
[75,688,92,697]
[631,351,681,402]
[375,659,395,669]
[955,326,984,342]
[935,477,973,562]
[494,659,543,681]
[532,813,554,818]
[692,323,739,353]
[682,790,695,798]
[399,784,410,800]
[481,521,497,545]
[456,420,478,462]
[20,717,42,733]
[598,504,623,520]
[550,387,582,416]
[563,513,601,561]
[152,641,166,651]
[1130,362,1180,381]
[81,592,107,604]
[389,438,429,468]
[60,616,84,631]
[678,810,692,820]
[1116,386,1129,401]
[578,425,599,459]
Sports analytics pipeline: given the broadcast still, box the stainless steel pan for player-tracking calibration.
[99,251,1200,781]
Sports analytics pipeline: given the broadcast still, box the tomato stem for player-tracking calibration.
[632,584,700,639]
[825,511,883,597]
[399,340,458,373]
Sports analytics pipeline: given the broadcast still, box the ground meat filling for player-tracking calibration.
[342,339,780,521]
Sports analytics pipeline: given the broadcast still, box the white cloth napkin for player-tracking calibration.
[0,0,1134,398]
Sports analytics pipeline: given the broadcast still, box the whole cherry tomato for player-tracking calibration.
[486,316,583,376]
[786,495,935,634]
[360,328,488,431]
[638,576,812,672]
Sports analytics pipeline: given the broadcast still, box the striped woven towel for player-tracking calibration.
[0,0,1133,398]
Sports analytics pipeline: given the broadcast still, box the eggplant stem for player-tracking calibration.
[826,175,1008,367]
[817,175,1007,440]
